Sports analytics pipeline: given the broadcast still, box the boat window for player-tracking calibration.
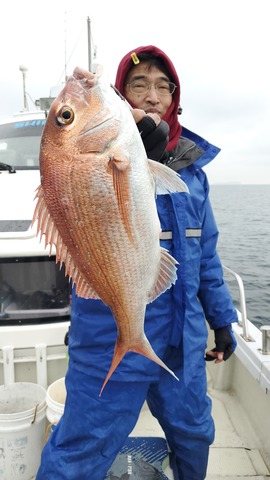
[0,256,71,325]
[0,119,45,169]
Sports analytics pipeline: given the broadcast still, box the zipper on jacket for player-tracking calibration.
[166,141,196,168]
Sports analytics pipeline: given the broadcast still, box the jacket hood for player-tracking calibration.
[115,45,182,150]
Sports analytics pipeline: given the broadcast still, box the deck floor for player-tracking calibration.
[130,387,270,479]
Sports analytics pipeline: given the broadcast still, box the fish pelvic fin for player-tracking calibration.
[99,335,179,396]
[109,155,136,245]
[148,247,179,303]
[148,158,189,195]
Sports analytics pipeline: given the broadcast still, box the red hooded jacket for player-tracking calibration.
[114,45,182,151]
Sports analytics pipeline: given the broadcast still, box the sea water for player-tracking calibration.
[209,184,270,329]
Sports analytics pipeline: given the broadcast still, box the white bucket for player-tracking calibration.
[0,382,46,480]
[46,377,66,425]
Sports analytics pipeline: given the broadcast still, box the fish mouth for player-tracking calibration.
[73,66,97,91]
[70,66,116,136]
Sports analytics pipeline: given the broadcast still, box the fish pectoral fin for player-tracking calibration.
[109,155,135,244]
[148,158,189,195]
[148,247,179,302]
[110,154,130,172]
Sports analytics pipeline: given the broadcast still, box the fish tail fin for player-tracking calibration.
[99,339,127,396]
[132,338,179,382]
[99,336,179,396]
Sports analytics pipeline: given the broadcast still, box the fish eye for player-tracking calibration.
[56,106,75,125]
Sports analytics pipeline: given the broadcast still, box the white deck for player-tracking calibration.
[1,318,270,479]
[131,384,270,479]
[207,389,269,479]
[130,320,270,479]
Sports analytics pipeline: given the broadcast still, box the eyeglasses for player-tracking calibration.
[125,80,177,96]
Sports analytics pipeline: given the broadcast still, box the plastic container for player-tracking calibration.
[0,382,47,480]
[46,377,66,424]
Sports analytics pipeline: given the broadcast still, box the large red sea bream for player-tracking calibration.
[32,66,188,394]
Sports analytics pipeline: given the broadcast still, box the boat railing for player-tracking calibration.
[223,265,270,354]
[222,265,255,342]
[222,265,270,399]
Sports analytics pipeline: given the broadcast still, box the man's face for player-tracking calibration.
[123,63,173,118]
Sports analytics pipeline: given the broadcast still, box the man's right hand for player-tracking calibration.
[132,109,170,162]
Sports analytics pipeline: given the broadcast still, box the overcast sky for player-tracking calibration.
[1,0,269,184]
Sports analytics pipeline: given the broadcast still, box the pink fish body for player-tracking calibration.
[33,67,188,394]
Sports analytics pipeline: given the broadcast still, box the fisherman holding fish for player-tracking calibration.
[36,46,238,480]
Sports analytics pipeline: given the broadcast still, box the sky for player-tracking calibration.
[1,0,269,185]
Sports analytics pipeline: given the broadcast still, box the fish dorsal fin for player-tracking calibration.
[148,247,179,303]
[32,184,100,300]
[148,158,189,195]
[109,154,135,245]
[72,271,100,300]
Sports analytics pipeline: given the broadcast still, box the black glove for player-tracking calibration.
[205,326,236,361]
[137,116,169,162]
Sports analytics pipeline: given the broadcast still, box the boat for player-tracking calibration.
[0,110,71,386]
[0,110,270,479]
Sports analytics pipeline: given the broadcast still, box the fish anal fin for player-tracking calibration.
[148,158,189,195]
[109,155,135,245]
[148,247,179,303]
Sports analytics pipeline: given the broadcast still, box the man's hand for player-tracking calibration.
[205,326,237,363]
[131,109,169,162]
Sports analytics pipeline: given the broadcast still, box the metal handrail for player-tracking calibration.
[222,265,254,342]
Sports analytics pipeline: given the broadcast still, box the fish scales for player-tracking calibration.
[32,66,189,394]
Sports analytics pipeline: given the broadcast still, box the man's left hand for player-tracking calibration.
[205,326,237,363]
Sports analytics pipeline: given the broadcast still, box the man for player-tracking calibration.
[37,45,237,480]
